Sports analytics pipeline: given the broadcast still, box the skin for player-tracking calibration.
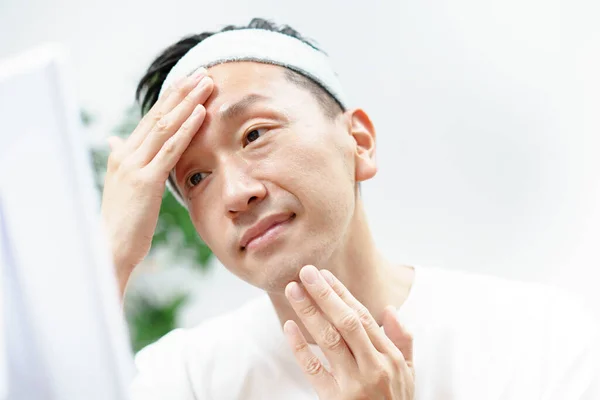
[102,61,415,398]
[285,266,414,399]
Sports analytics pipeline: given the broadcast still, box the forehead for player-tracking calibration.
[208,61,285,85]
[174,62,311,175]
[204,62,294,111]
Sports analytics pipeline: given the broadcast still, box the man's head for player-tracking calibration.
[136,19,378,292]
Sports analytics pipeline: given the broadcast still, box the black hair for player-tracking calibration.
[135,18,344,119]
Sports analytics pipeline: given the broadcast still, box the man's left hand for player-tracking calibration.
[284,265,415,400]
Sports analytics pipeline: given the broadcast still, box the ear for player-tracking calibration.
[344,108,377,182]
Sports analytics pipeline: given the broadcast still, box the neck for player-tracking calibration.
[268,196,415,344]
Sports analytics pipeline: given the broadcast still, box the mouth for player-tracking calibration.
[240,213,296,252]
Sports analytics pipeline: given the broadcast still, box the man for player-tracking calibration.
[101,18,600,399]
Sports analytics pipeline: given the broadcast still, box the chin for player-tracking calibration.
[249,253,305,293]
[246,242,335,293]
[221,218,342,292]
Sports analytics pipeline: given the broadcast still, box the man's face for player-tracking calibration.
[174,62,375,292]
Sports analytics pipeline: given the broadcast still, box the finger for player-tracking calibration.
[283,320,335,397]
[285,281,356,372]
[131,68,207,144]
[106,136,127,171]
[382,305,413,367]
[320,269,396,355]
[298,266,380,368]
[133,76,213,166]
[126,68,208,152]
[160,67,208,102]
[146,104,206,178]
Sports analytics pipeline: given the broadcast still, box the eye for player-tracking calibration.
[243,128,268,146]
[186,172,209,188]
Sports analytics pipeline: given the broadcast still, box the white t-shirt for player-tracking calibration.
[130,266,600,399]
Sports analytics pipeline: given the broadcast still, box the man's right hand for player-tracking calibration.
[101,68,214,297]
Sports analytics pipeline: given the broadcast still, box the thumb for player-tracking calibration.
[382,305,414,367]
[107,136,124,151]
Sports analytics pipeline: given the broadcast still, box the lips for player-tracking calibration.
[240,213,295,250]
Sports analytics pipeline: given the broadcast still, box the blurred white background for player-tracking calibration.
[1,0,599,323]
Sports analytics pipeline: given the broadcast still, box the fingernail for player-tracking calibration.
[197,76,211,89]
[300,265,319,285]
[192,104,203,115]
[288,282,306,301]
[320,270,334,286]
[283,320,299,336]
[106,136,116,150]
[192,67,207,81]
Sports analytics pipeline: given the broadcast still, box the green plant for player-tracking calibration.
[127,294,189,353]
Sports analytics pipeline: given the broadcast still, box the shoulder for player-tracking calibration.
[416,265,598,336]
[414,265,576,323]
[130,295,279,400]
[412,266,600,397]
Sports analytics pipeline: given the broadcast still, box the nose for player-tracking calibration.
[220,158,266,217]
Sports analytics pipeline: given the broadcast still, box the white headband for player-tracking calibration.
[159,29,348,107]
[159,28,349,207]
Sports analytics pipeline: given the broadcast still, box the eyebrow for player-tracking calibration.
[217,93,271,122]
[175,93,273,186]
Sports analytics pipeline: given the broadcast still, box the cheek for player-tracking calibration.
[188,198,221,248]
[267,129,355,220]
[303,133,356,226]
[270,126,349,176]
[189,213,209,245]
